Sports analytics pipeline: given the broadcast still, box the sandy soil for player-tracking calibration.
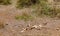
[0,5,60,36]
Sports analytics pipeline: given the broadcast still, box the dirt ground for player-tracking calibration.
[0,5,60,36]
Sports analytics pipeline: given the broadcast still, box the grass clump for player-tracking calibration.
[0,0,11,5]
[41,7,57,17]
[32,0,58,18]
[15,13,33,21]
[16,0,40,8]
[54,8,60,18]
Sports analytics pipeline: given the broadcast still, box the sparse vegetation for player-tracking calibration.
[15,0,60,18]
[15,12,33,21]
[16,0,40,8]
[31,0,60,18]
[0,0,60,18]
[0,0,60,36]
[0,0,11,5]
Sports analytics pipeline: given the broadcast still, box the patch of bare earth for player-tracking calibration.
[0,5,60,36]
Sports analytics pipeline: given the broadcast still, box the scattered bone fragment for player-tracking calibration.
[21,28,27,32]
[21,24,46,32]
[39,24,43,27]
[32,25,38,28]
[20,25,37,32]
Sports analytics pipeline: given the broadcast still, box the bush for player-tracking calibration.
[15,12,33,21]
[32,0,58,17]
[0,0,11,5]
[16,0,40,8]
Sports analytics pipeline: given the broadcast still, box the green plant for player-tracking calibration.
[32,0,58,17]
[15,13,33,21]
[16,0,40,8]
[0,0,11,5]
[54,8,60,18]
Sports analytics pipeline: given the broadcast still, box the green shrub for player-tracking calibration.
[15,13,33,21]
[32,0,58,17]
[16,0,40,8]
[33,7,58,17]
[54,8,60,18]
[0,0,11,5]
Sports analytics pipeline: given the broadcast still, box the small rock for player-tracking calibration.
[56,28,60,31]
[6,24,8,25]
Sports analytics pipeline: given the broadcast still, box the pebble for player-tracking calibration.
[56,28,60,31]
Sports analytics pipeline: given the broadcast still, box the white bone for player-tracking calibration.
[32,25,38,28]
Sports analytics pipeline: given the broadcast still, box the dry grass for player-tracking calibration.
[15,12,33,21]
[0,0,60,36]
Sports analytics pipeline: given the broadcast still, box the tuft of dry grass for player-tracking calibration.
[15,12,33,21]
